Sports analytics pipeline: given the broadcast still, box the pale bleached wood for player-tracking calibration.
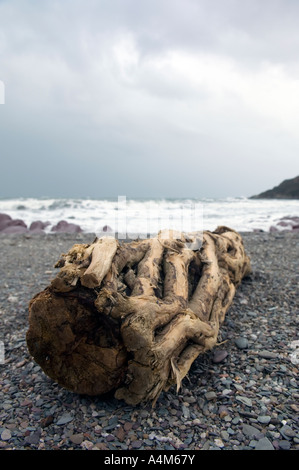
[27,227,251,406]
[80,237,118,288]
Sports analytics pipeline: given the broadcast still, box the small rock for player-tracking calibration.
[1,429,11,441]
[41,415,54,428]
[81,440,95,450]
[212,349,228,363]
[131,440,143,449]
[219,405,229,418]
[29,220,50,231]
[235,337,248,349]
[205,391,217,401]
[115,426,126,442]
[69,433,84,445]
[255,437,274,450]
[236,396,253,407]
[257,415,271,425]
[279,440,291,450]
[95,442,109,450]
[247,311,258,317]
[242,424,260,438]
[257,415,271,424]
[124,422,133,432]
[258,350,277,359]
[56,413,74,425]
[182,405,190,419]
[24,430,41,446]
[214,438,224,448]
[102,225,113,233]
[51,220,82,233]
[1,225,28,234]
[280,425,296,439]
[220,430,230,441]
[0,213,12,231]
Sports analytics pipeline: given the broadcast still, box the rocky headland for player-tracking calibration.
[250,176,299,200]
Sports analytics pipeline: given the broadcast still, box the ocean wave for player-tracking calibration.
[0,197,298,234]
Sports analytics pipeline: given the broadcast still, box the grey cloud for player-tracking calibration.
[0,0,298,199]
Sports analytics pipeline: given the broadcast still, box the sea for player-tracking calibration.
[0,196,298,237]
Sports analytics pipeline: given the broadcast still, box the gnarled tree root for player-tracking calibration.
[26,226,251,405]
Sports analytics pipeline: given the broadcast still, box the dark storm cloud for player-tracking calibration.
[0,0,298,198]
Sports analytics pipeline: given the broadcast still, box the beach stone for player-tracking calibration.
[220,430,230,441]
[280,425,296,439]
[102,225,113,232]
[51,220,82,233]
[115,426,126,442]
[81,440,94,450]
[1,225,28,234]
[29,221,50,231]
[131,440,143,449]
[69,433,84,445]
[24,430,41,446]
[214,438,224,448]
[257,415,271,425]
[236,396,253,407]
[41,415,54,428]
[182,405,190,419]
[0,213,12,231]
[205,391,217,401]
[212,349,228,363]
[279,440,291,450]
[1,429,11,441]
[235,337,248,349]
[56,413,74,425]
[242,424,260,438]
[258,350,277,359]
[255,437,274,450]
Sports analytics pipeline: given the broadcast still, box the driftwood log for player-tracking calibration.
[26,226,251,406]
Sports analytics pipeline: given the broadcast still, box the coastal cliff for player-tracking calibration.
[250,175,299,199]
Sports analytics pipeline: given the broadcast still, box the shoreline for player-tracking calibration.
[0,231,298,450]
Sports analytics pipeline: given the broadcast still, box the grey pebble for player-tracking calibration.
[182,405,190,419]
[255,437,274,450]
[242,424,260,438]
[131,440,143,449]
[257,415,271,424]
[236,396,253,407]
[69,433,84,445]
[56,413,74,425]
[220,430,230,441]
[235,337,248,349]
[24,430,41,446]
[280,425,296,439]
[258,350,277,359]
[1,429,11,441]
[205,391,217,401]
[212,350,228,363]
[279,440,291,450]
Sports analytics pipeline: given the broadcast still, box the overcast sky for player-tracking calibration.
[0,0,298,199]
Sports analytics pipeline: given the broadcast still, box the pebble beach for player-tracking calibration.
[0,231,298,451]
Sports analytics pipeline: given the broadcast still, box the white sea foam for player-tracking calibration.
[0,197,298,235]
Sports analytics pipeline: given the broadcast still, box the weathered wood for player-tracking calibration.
[26,226,251,405]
